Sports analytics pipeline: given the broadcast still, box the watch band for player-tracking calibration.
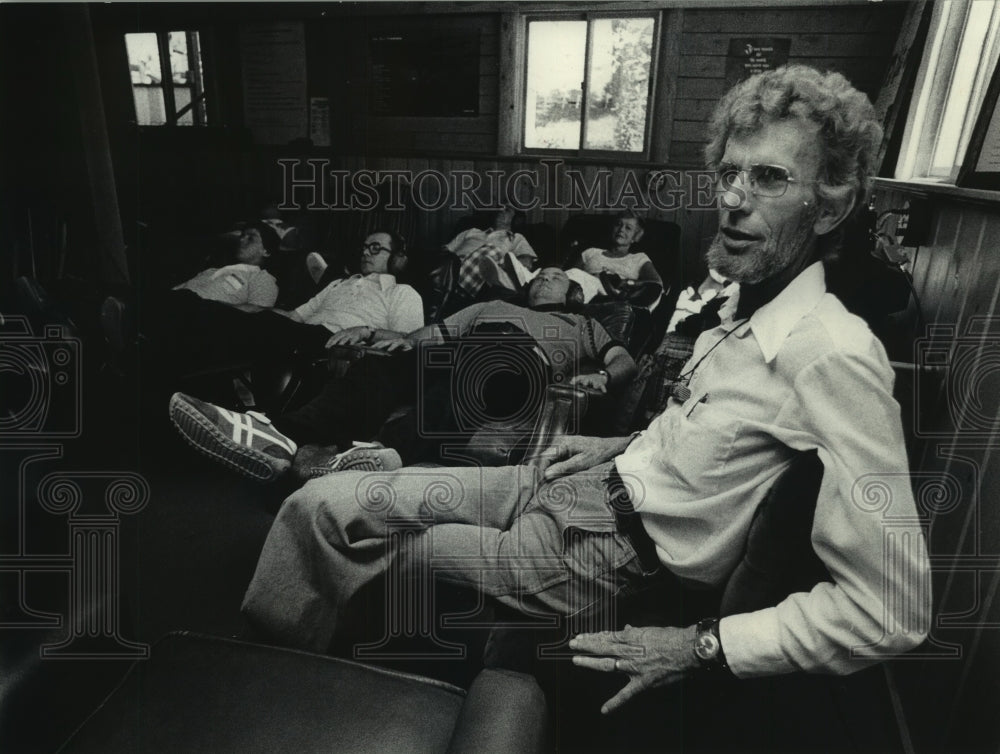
[693,617,731,673]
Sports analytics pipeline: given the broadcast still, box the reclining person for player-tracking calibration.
[447,205,537,270]
[173,223,282,310]
[169,267,636,479]
[235,65,931,709]
[160,229,423,373]
[427,207,539,320]
[567,211,663,304]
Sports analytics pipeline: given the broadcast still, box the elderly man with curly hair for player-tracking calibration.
[241,65,931,711]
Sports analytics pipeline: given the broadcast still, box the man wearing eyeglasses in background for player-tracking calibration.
[275,229,423,348]
[155,229,422,396]
[238,65,930,731]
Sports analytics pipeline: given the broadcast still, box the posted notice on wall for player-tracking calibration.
[725,38,791,86]
[240,22,308,145]
[310,97,331,147]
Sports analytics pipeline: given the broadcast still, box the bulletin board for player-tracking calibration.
[240,22,308,145]
[368,31,480,117]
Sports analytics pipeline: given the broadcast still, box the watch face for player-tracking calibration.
[694,631,720,661]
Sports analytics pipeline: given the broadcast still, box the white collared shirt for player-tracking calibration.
[174,263,278,307]
[616,262,930,677]
[293,273,423,334]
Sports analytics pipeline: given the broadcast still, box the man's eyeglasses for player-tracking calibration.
[714,163,813,199]
[361,242,392,255]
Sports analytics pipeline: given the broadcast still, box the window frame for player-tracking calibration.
[895,0,1000,183]
[519,10,661,160]
[125,28,212,127]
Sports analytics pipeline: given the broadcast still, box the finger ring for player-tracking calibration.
[614,659,621,672]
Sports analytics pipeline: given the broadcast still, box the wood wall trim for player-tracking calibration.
[651,8,682,163]
[498,11,525,155]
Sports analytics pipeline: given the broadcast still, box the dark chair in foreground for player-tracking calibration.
[57,631,547,754]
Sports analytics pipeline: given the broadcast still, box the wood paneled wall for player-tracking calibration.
[670,4,907,165]
[88,3,908,274]
[871,185,1000,754]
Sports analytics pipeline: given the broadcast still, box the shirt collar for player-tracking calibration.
[530,303,568,313]
[725,261,827,364]
[346,272,396,289]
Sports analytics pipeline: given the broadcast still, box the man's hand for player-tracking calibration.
[326,326,372,348]
[369,337,412,352]
[538,435,631,481]
[570,372,609,393]
[570,624,700,714]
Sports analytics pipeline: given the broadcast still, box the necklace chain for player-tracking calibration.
[672,319,750,400]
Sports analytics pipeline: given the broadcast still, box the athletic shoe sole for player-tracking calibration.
[169,395,289,482]
[309,445,402,478]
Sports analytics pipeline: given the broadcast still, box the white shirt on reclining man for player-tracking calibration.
[278,230,423,344]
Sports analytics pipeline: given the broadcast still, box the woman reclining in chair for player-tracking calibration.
[566,211,664,307]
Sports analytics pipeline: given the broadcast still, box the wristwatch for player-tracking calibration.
[693,617,730,672]
[596,369,610,381]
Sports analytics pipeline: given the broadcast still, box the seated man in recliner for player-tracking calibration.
[235,66,930,715]
[169,267,636,480]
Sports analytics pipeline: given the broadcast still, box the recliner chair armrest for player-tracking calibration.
[324,343,395,376]
[520,383,593,468]
[446,668,547,754]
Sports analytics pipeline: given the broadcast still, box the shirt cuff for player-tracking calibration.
[719,609,796,678]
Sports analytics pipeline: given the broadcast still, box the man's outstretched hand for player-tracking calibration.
[538,435,633,481]
[570,624,700,714]
[326,326,372,348]
[369,337,412,352]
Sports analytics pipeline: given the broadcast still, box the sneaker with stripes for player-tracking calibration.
[301,441,402,479]
[169,392,298,482]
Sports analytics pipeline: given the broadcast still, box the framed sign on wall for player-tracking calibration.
[957,61,1000,190]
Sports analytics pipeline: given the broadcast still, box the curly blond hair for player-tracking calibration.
[704,64,882,210]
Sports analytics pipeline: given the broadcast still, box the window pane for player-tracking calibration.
[525,20,587,149]
[132,86,166,126]
[125,33,162,84]
[584,18,655,152]
[168,30,191,84]
[175,87,193,125]
[930,1,1000,174]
